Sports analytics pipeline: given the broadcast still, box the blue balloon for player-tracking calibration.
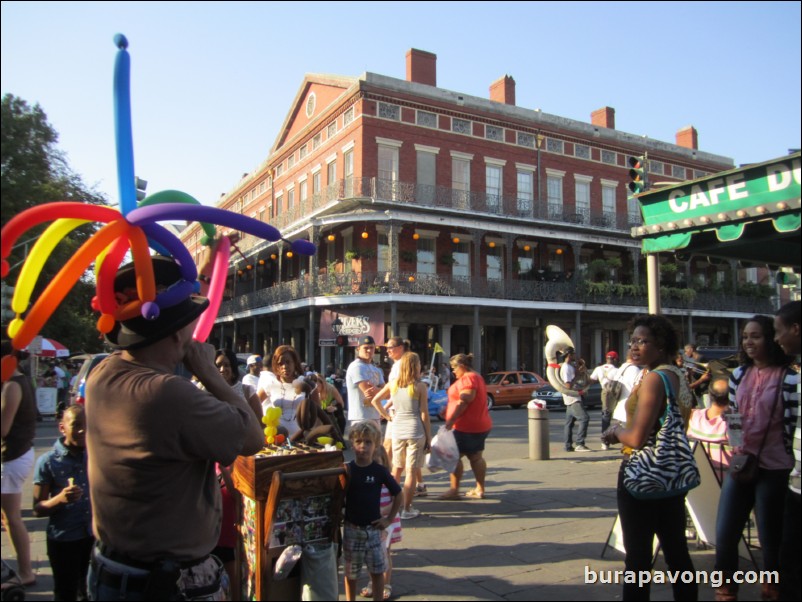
[113,34,136,216]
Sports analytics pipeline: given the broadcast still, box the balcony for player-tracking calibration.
[231,177,640,255]
[217,271,772,318]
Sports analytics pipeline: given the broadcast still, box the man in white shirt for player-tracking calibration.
[590,351,619,449]
[242,355,262,390]
[560,347,590,452]
[345,336,385,429]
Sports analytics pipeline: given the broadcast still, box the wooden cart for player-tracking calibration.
[232,445,345,601]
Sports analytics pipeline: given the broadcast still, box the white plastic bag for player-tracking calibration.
[426,425,460,474]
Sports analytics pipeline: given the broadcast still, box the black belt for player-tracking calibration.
[96,567,150,592]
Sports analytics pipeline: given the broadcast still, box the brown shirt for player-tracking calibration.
[86,353,253,562]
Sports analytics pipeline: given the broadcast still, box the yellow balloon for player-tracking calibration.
[267,436,275,445]
[13,218,89,314]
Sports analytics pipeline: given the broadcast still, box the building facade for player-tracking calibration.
[180,49,774,373]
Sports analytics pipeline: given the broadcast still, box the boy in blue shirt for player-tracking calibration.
[343,420,401,601]
[33,405,93,601]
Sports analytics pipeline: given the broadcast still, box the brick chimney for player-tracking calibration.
[490,75,516,105]
[406,49,437,86]
[676,126,698,150]
[591,107,615,130]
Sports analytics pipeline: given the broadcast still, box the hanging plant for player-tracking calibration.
[439,253,457,265]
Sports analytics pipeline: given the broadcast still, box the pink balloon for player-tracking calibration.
[193,236,230,342]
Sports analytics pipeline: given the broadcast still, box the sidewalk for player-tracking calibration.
[3,412,767,600]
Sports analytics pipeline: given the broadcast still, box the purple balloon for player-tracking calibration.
[291,239,317,256]
[156,279,196,309]
[128,204,283,243]
[140,223,198,282]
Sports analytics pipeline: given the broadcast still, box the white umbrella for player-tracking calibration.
[25,336,70,358]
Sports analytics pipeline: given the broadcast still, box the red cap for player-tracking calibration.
[606,351,619,360]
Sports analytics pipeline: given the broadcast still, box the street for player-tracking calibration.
[2,406,766,600]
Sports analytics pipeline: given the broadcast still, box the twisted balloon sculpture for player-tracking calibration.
[0,34,315,382]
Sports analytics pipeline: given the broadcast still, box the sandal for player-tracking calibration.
[383,585,392,600]
[437,490,460,500]
[360,585,373,598]
[465,489,485,499]
[414,484,428,497]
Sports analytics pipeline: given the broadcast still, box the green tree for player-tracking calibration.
[2,94,109,354]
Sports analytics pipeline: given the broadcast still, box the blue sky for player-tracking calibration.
[2,1,800,208]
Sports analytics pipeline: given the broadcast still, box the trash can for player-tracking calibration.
[527,400,550,460]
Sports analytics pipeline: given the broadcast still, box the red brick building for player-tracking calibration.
[180,49,772,373]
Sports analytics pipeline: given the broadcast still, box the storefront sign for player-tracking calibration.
[319,308,384,347]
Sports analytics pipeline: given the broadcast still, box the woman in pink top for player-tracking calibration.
[440,353,492,500]
[715,315,795,601]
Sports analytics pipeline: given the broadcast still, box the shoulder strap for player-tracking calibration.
[653,370,676,426]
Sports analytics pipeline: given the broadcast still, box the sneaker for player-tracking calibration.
[565,447,574,452]
[399,508,421,520]
[574,444,592,452]
[414,484,428,497]
[601,443,609,451]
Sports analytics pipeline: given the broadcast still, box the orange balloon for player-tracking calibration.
[96,233,133,315]
[1,355,18,383]
[10,220,128,353]
[128,226,156,303]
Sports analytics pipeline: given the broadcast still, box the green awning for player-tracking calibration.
[632,152,801,268]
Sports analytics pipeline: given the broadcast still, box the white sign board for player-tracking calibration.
[36,387,58,415]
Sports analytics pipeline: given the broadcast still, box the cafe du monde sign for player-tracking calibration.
[633,152,801,254]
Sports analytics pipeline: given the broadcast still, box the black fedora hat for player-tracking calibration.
[105,256,209,350]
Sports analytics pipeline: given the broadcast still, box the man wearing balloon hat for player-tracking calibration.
[84,254,264,600]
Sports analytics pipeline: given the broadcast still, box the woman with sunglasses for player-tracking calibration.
[601,314,698,601]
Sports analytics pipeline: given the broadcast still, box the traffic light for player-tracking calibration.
[1,282,14,322]
[628,155,648,196]
[135,177,148,201]
[336,335,348,347]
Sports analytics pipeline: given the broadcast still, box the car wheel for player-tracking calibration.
[486,394,495,410]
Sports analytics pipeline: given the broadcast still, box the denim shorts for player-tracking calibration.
[343,523,386,580]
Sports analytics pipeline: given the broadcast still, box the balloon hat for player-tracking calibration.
[0,34,316,382]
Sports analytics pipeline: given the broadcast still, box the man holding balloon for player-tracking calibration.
[84,253,265,600]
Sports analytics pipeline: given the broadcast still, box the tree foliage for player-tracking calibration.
[1,94,110,354]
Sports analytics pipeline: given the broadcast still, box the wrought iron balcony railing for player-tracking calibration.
[217,271,772,318]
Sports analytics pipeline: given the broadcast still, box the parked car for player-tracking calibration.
[69,353,109,405]
[533,382,602,411]
[428,389,448,421]
[485,371,549,409]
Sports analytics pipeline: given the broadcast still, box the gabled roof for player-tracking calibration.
[270,74,359,155]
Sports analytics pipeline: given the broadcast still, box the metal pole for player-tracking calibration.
[647,254,662,314]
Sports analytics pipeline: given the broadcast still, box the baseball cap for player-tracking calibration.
[247,355,263,366]
[606,351,619,360]
[358,336,376,347]
[105,255,209,350]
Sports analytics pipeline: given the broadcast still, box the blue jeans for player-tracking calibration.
[617,464,697,601]
[715,467,790,574]
[564,401,589,449]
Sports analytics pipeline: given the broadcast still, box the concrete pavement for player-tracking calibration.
[2,409,767,600]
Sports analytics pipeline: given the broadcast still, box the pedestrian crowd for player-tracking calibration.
[2,248,799,602]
